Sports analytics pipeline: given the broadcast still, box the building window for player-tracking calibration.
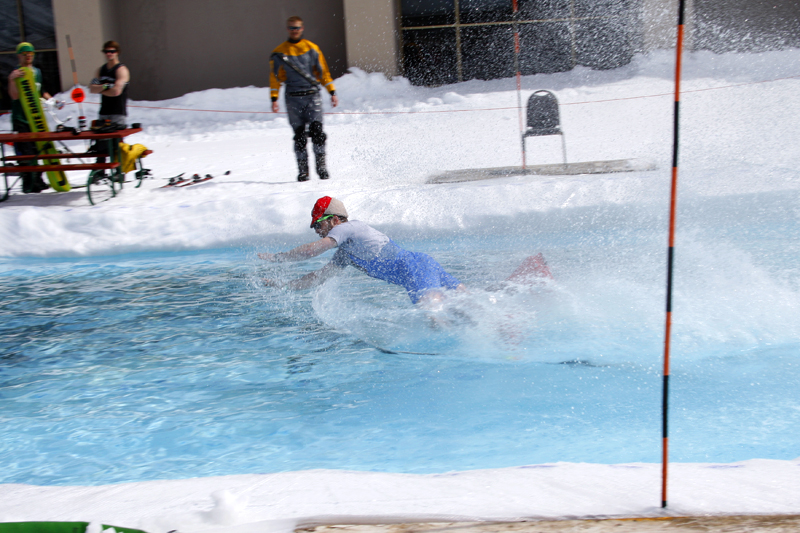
[401,0,636,86]
[1,0,60,112]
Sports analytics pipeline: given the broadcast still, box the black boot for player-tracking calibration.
[294,127,310,182]
[34,174,49,192]
[309,122,329,180]
[21,173,37,194]
[315,152,329,180]
[296,154,310,182]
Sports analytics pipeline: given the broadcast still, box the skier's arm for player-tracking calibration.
[269,60,282,113]
[105,65,129,97]
[8,69,50,100]
[269,54,285,112]
[259,237,337,262]
[7,71,20,100]
[264,261,340,290]
[89,68,103,94]
[313,48,337,107]
[313,45,336,94]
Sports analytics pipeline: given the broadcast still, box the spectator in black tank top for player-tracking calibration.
[89,40,130,127]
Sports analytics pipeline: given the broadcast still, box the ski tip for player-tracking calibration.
[505,253,553,283]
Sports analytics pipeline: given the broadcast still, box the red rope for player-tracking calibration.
[65,73,798,116]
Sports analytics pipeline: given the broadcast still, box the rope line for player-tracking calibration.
[65,73,800,116]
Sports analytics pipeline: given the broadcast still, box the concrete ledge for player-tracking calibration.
[300,514,800,533]
[426,159,657,184]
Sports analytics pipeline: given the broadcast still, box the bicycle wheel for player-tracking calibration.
[86,169,117,205]
[114,169,125,191]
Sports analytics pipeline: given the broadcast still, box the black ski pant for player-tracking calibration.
[286,93,326,171]
[12,119,47,193]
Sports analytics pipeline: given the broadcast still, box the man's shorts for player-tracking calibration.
[337,241,462,304]
[396,251,462,304]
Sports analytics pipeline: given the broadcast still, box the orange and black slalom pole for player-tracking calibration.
[663,0,687,510]
[65,35,87,130]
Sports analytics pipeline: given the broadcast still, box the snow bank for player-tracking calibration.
[2,460,799,533]
[1,49,798,259]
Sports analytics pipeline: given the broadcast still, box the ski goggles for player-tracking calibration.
[312,214,335,229]
[287,26,302,30]
[103,49,118,54]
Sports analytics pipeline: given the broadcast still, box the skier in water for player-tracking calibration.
[260,197,466,306]
[270,16,338,182]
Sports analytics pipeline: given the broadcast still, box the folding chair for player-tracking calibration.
[521,90,567,166]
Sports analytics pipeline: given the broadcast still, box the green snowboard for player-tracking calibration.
[14,66,71,192]
[0,522,148,533]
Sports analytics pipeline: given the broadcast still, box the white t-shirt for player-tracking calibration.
[327,220,389,261]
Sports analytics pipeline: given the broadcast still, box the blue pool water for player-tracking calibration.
[1,193,799,486]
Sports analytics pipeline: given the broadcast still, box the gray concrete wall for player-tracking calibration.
[114,0,346,101]
[52,0,800,100]
[55,0,346,101]
[53,0,120,89]
[342,0,401,76]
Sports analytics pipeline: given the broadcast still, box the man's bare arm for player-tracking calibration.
[263,261,340,290]
[89,65,129,96]
[259,237,336,262]
[106,65,130,97]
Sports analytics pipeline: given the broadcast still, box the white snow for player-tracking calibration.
[1,48,799,531]
[2,461,800,532]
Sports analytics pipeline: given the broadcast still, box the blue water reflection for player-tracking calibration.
[1,199,798,485]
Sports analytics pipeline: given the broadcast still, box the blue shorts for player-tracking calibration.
[339,241,462,304]
[399,251,462,304]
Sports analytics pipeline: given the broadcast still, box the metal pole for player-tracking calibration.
[66,35,87,131]
[662,0,687,510]
[455,0,463,83]
[513,0,526,169]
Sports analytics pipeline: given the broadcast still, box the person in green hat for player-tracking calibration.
[7,42,52,193]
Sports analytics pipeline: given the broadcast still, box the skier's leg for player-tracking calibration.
[293,126,309,181]
[309,121,328,180]
[13,140,39,193]
[13,121,45,193]
[287,96,310,182]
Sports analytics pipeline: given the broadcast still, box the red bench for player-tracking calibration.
[0,128,146,204]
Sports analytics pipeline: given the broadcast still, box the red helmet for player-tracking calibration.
[310,196,348,228]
